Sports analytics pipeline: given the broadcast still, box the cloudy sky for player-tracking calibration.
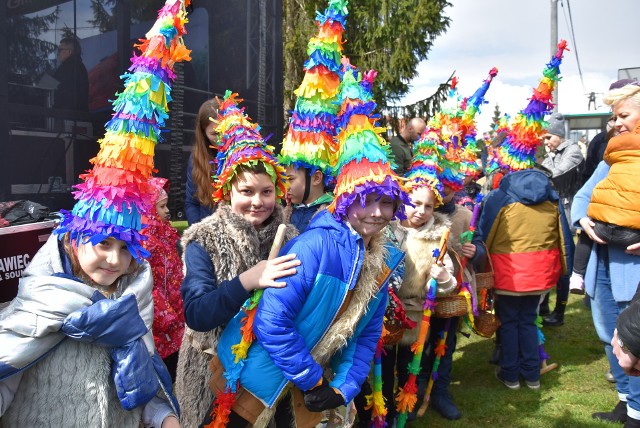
[395,0,638,133]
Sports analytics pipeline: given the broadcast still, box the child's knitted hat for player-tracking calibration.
[278,0,348,185]
[54,0,191,261]
[327,61,411,219]
[212,91,287,202]
[494,40,569,172]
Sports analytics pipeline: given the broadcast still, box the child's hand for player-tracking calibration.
[430,262,451,283]
[461,243,476,259]
[626,242,640,256]
[239,253,301,291]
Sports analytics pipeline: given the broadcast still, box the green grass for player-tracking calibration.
[171,220,188,236]
[411,293,621,428]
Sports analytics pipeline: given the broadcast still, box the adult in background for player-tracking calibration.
[389,117,426,176]
[185,99,219,225]
[53,36,89,112]
[541,113,584,327]
[572,80,640,426]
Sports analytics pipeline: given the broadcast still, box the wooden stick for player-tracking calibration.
[268,224,288,260]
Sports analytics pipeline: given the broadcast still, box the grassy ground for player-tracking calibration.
[410,293,621,428]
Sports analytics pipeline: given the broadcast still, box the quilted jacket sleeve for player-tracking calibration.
[253,238,324,392]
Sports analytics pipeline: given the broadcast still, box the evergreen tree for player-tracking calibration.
[283,0,451,113]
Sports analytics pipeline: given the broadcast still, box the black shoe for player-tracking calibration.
[625,416,640,428]
[592,400,627,423]
[539,303,551,316]
[543,311,564,327]
[430,392,462,420]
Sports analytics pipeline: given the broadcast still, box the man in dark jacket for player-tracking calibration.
[389,117,426,176]
[53,36,89,112]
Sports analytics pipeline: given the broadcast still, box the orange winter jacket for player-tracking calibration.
[588,121,640,229]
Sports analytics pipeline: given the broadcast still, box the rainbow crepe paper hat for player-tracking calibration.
[55,0,191,261]
[406,130,445,207]
[279,0,348,185]
[432,68,498,191]
[212,91,287,202]
[494,40,569,172]
[327,61,411,219]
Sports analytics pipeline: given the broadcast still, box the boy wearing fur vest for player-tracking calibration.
[208,66,410,427]
[174,93,299,427]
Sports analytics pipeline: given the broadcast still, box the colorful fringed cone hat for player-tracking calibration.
[55,0,191,261]
[432,68,498,191]
[327,61,411,219]
[406,130,445,207]
[494,40,569,172]
[278,0,348,185]
[212,91,287,202]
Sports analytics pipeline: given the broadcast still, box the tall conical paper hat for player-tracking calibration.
[327,60,411,219]
[494,40,569,172]
[278,0,348,185]
[406,130,445,207]
[55,0,191,261]
[212,91,287,202]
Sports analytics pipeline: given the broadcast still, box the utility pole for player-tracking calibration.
[550,0,558,112]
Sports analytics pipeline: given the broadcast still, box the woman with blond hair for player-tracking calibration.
[572,80,640,426]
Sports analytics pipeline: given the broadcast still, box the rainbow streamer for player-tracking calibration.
[279,0,348,185]
[422,318,451,412]
[494,40,569,172]
[327,61,410,219]
[212,91,287,202]
[365,338,388,428]
[55,0,191,261]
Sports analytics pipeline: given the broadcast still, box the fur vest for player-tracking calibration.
[174,204,297,428]
[393,213,456,345]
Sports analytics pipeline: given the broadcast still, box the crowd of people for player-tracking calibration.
[1,0,640,427]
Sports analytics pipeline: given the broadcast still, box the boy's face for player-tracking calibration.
[285,166,306,205]
[228,171,276,228]
[346,192,395,243]
[405,186,435,229]
[77,237,132,286]
[155,197,170,221]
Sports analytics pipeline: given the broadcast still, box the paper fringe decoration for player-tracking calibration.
[55,0,191,261]
[493,40,569,172]
[212,91,287,202]
[365,337,388,428]
[279,0,348,185]
[430,68,498,192]
[406,130,445,207]
[327,61,411,219]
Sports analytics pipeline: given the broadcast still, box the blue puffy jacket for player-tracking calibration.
[217,210,403,406]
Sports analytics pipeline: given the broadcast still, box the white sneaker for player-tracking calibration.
[569,274,585,295]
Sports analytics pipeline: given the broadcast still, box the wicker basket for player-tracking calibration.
[475,256,495,290]
[383,323,405,346]
[474,311,500,338]
[434,295,468,318]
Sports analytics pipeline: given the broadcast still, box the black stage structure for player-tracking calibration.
[1,0,283,219]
